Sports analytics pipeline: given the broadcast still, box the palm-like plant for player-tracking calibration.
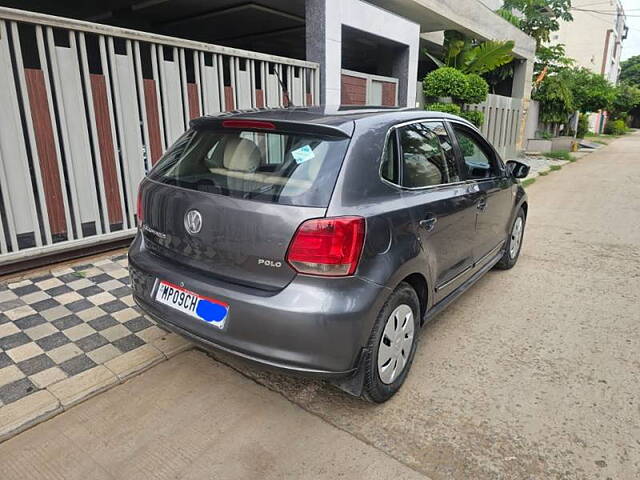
[426,30,515,75]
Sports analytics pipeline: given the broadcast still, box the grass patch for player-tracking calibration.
[538,171,549,176]
[544,151,573,161]
[521,178,536,188]
[593,139,608,145]
[549,164,562,172]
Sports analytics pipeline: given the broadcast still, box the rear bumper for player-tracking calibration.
[129,234,389,376]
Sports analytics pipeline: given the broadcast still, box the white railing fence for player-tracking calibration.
[0,7,319,267]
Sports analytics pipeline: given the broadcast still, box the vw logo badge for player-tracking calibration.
[184,209,202,235]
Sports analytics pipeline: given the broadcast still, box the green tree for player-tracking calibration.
[499,0,573,47]
[561,68,615,113]
[620,56,640,87]
[534,44,574,78]
[532,75,574,123]
[610,83,640,121]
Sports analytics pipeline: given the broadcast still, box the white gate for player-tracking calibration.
[0,7,319,268]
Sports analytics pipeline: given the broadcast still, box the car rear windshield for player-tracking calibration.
[148,127,350,207]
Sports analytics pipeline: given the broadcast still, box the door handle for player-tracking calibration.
[419,217,437,232]
[477,198,487,211]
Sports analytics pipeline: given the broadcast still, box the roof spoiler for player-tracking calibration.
[190,117,353,139]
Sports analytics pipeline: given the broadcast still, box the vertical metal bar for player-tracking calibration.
[314,67,320,105]
[217,54,225,111]
[260,61,266,108]
[78,31,110,234]
[0,159,7,252]
[134,40,151,172]
[230,56,237,109]
[249,59,256,107]
[179,47,189,128]
[157,44,170,144]
[194,50,204,116]
[99,35,127,228]
[278,64,284,106]
[46,27,85,239]
[37,26,74,239]
[108,37,136,228]
[150,43,166,152]
[4,21,44,248]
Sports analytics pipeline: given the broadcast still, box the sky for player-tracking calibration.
[621,0,640,60]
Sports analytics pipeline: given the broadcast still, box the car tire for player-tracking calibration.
[361,282,420,403]
[495,207,526,270]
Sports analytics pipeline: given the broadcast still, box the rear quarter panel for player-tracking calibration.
[326,115,436,308]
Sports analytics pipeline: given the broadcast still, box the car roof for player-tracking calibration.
[192,106,473,137]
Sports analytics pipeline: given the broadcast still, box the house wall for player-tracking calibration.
[306,0,420,107]
[553,0,626,84]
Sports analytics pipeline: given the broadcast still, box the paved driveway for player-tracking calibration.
[1,133,639,479]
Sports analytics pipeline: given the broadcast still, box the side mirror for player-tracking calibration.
[506,160,530,179]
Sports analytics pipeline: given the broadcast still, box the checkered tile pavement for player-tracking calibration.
[0,254,167,407]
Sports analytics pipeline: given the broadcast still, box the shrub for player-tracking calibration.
[426,102,462,115]
[545,151,573,161]
[461,74,489,104]
[423,67,468,100]
[533,75,574,124]
[577,113,589,138]
[460,110,484,128]
[604,119,627,135]
[539,131,553,140]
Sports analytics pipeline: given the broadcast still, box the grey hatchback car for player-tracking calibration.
[129,106,530,402]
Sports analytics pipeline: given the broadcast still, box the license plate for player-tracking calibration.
[155,280,229,329]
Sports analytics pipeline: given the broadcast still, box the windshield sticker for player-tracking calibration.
[292,145,315,164]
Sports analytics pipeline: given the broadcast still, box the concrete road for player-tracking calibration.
[203,133,640,479]
[0,350,424,480]
[1,134,639,479]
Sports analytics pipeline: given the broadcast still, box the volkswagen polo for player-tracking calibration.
[129,106,530,402]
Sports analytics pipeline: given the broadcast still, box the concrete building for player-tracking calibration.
[553,0,628,84]
[551,0,628,84]
[551,0,628,133]
[0,0,535,268]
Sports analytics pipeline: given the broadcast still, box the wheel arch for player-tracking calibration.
[399,272,429,325]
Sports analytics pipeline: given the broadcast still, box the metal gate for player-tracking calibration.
[0,7,319,267]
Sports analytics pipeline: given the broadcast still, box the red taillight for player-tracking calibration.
[286,217,365,277]
[137,188,143,227]
[222,120,276,130]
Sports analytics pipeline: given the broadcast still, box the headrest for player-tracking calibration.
[222,137,261,172]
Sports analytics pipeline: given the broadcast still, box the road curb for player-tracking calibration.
[0,390,62,442]
[0,333,192,443]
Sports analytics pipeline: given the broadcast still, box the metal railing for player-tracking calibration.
[0,7,319,266]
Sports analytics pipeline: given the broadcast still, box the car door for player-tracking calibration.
[450,122,514,267]
[394,120,479,302]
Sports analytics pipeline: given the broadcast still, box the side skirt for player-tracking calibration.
[423,248,504,325]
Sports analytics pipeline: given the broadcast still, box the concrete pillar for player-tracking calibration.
[512,59,534,153]
[305,0,341,105]
[512,58,533,100]
[305,0,419,107]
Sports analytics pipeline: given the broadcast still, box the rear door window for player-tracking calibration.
[397,121,461,188]
[148,128,350,207]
